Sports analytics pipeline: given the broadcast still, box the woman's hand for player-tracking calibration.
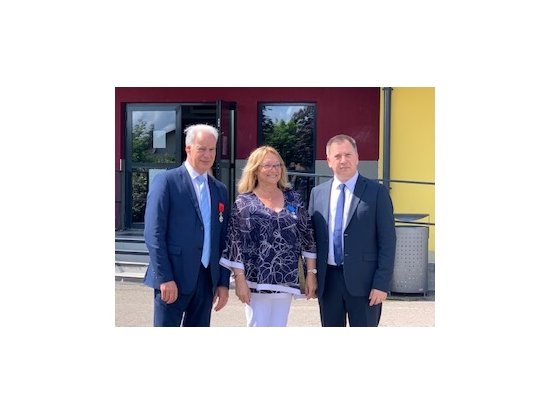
[234,273,251,305]
[304,273,317,300]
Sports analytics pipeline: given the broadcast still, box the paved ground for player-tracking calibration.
[115,280,435,327]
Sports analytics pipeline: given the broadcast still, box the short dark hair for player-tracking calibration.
[325,134,357,155]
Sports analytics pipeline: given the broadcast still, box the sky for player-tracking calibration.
[263,105,308,123]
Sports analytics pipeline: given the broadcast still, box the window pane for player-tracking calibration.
[131,110,177,163]
[260,104,315,173]
[131,169,148,223]
[131,168,166,223]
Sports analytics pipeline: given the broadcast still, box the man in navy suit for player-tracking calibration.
[308,134,396,327]
[144,124,230,327]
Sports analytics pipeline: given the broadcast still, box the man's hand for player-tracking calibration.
[160,281,178,304]
[213,286,229,311]
[368,288,387,306]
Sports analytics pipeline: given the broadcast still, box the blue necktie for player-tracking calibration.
[333,183,345,265]
[197,175,211,267]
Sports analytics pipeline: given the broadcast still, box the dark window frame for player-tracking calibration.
[257,102,317,174]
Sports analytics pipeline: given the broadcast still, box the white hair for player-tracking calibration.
[184,124,219,145]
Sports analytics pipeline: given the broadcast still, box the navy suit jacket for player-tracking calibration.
[308,174,396,297]
[143,165,230,294]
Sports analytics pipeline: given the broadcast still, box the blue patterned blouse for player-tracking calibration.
[220,190,316,295]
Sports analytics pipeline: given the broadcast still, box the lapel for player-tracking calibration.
[207,175,219,227]
[178,165,203,222]
[322,179,334,232]
[345,174,367,229]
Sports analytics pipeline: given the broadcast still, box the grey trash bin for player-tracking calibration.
[391,225,429,294]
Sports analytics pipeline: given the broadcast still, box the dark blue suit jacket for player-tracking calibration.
[308,175,396,297]
[143,165,230,294]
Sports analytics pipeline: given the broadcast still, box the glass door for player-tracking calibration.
[124,102,236,228]
[125,104,182,228]
[216,101,236,205]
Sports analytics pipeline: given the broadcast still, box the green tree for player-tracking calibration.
[132,120,153,162]
[132,171,147,222]
[290,106,315,172]
[132,120,176,163]
[261,105,315,172]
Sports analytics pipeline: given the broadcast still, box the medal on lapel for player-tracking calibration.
[287,204,297,219]
[218,202,224,223]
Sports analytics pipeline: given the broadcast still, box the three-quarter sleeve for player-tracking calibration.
[219,196,246,272]
[293,191,316,259]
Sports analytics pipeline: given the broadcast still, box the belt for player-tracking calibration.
[327,264,343,270]
[250,289,279,294]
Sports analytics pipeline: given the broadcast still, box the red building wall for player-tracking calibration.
[115,87,380,228]
[115,87,380,164]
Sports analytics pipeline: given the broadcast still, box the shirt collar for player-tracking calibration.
[184,161,208,182]
[333,171,359,191]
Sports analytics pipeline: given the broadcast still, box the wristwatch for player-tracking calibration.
[306,268,317,274]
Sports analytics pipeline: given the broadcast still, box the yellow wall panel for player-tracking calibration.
[380,87,435,256]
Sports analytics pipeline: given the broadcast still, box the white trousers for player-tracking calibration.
[245,292,293,327]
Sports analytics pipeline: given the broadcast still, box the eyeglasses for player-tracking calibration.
[260,163,283,170]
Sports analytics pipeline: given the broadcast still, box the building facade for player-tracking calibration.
[114,86,435,263]
[115,87,381,229]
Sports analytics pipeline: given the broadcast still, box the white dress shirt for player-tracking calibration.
[328,172,358,266]
[184,161,211,208]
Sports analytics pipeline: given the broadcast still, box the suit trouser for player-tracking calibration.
[153,265,214,327]
[318,265,381,327]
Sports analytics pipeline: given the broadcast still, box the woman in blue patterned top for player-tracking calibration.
[220,146,317,326]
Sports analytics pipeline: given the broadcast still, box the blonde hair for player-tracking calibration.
[238,146,290,194]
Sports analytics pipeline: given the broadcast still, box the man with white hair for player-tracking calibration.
[144,124,230,326]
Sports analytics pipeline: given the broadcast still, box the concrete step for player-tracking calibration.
[116,231,148,279]
[115,229,144,237]
[114,260,235,288]
[115,240,146,251]
[116,261,148,273]
[115,249,149,263]
[115,272,145,283]
[116,231,148,263]
[115,262,147,282]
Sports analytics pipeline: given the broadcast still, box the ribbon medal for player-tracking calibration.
[218,202,225,223]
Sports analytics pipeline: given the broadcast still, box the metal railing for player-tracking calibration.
[380,178,435,226]
[287,172,435,226]
[117,170,435,229]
